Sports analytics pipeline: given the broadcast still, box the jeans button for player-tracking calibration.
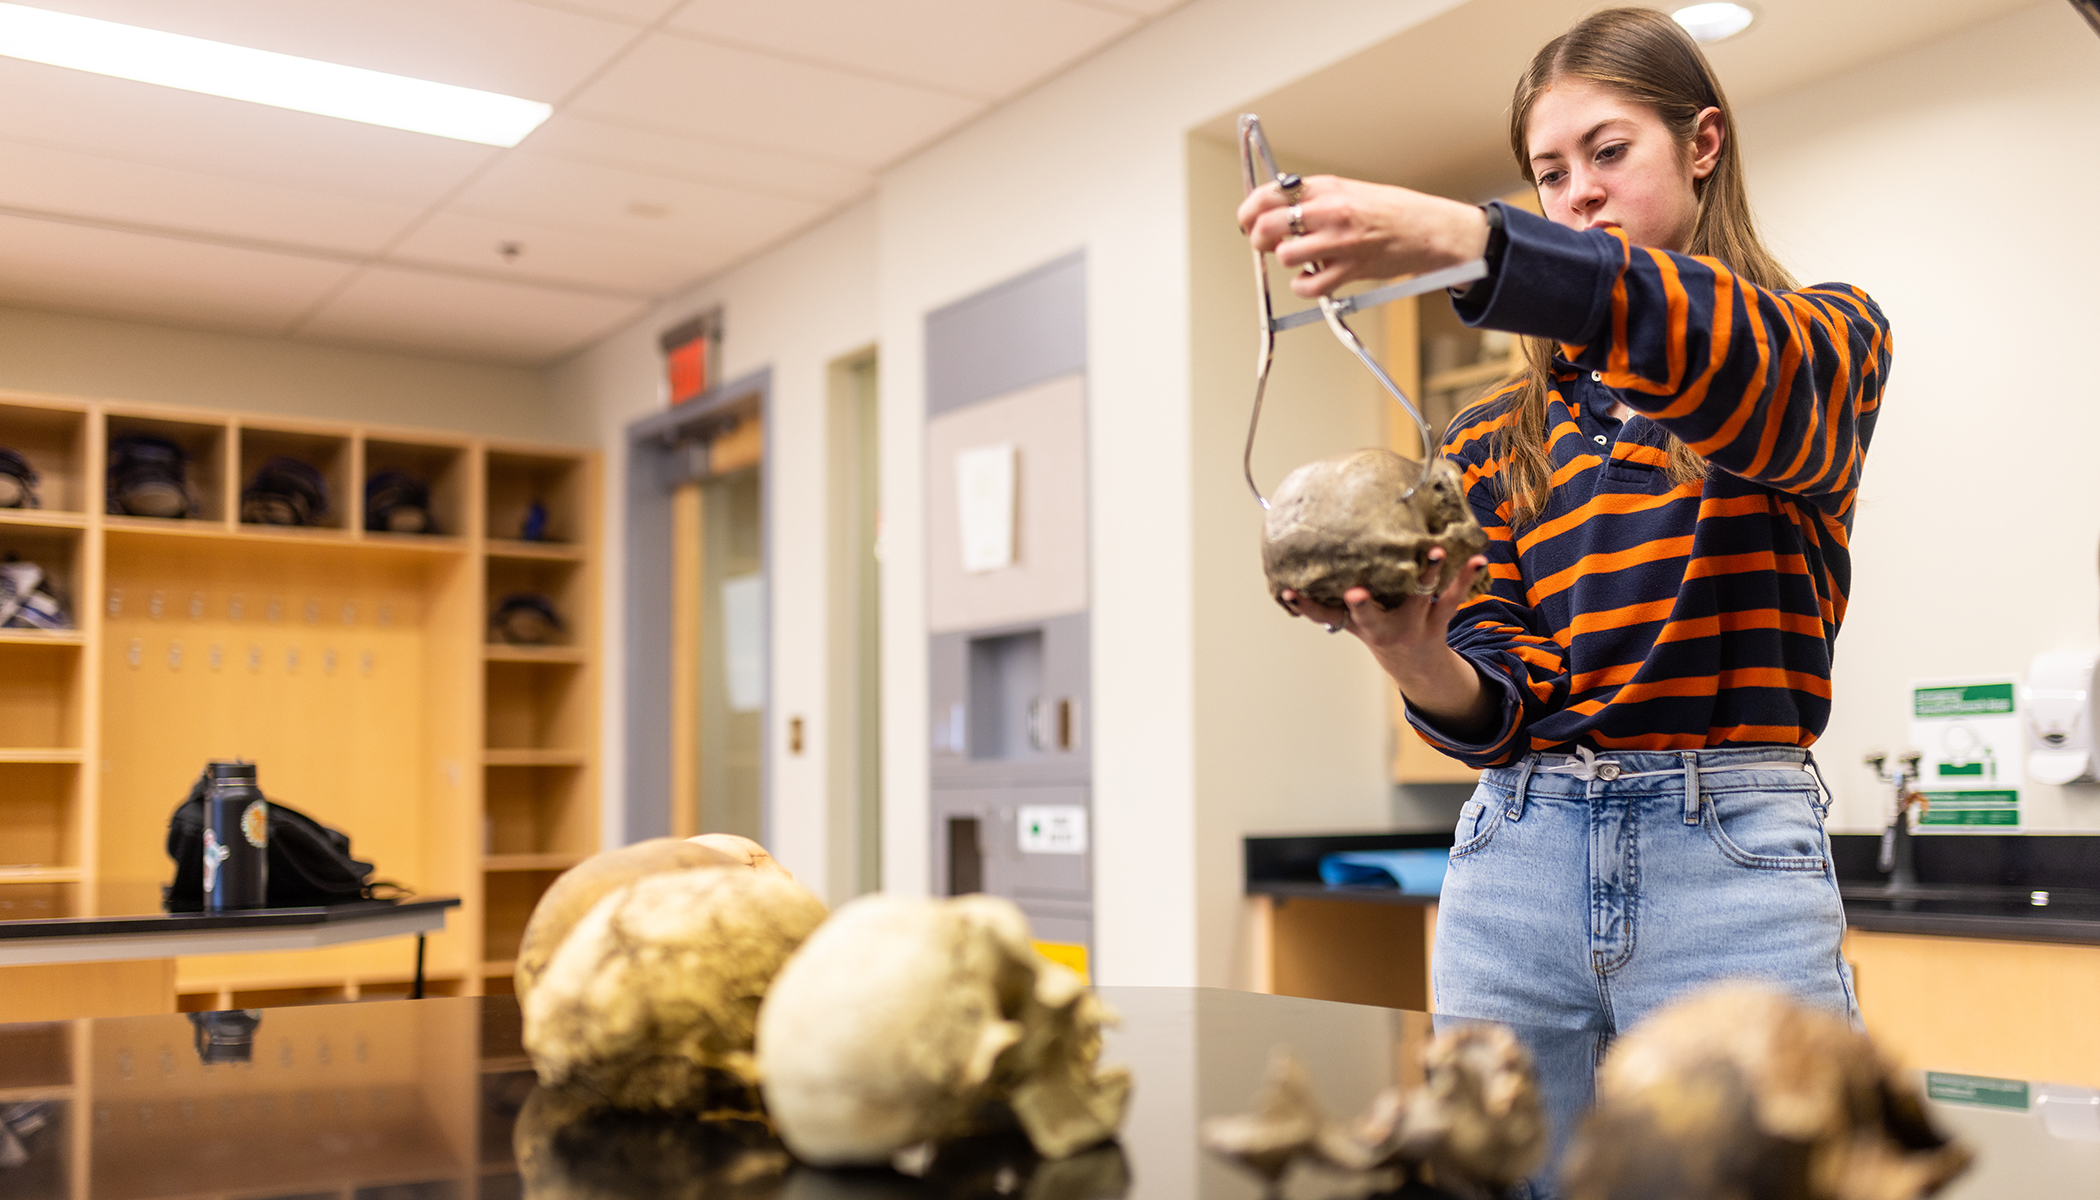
[1597,763,1621,781]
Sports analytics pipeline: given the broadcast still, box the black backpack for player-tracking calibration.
[164,769,392,911]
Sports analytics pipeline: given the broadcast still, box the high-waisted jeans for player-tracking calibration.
[1431,744,1856,1195]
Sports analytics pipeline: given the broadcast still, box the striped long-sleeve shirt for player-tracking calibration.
[1406,202,1891,768]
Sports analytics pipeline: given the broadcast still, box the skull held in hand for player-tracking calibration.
[1262,448,1488,611]
[523,866,829,1110]
[513,837,740,1006]
[1559,984,1971,1200]
[755,894,1131,1167]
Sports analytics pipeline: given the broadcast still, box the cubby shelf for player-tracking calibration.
[484,853,585,872]
[484,644,586,664]
[486,538,584,562]
[481,959,517,976]
[0,392,600,1007]
[0,1084,75,1103]
[0,866,82,883]
[482,749,588,767]
[0,749,83,764]
[0,629,84,647]
[0,510,87,530]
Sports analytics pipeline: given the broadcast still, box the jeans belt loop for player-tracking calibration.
[1510,756,1538,822]
[1680,750,1701,825]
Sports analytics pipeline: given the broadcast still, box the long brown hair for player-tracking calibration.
[1495,7,1797,528]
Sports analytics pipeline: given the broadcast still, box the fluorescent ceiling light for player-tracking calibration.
[0,3,550,146]
[1672,3,1756,43]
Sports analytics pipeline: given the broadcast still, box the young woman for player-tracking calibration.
[1238,8,1886,1046]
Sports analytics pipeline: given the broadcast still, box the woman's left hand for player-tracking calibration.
[1236,175,1491,298]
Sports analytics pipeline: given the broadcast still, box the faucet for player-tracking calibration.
[1864,751,1925,892]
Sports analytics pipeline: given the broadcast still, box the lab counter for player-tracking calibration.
[1244,830,2100,1087]
[2,988,2093,1199]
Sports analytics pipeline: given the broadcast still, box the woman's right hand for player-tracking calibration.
[1281,548,1500,741]
[1236,175,1491,299]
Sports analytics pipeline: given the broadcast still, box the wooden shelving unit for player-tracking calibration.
[0,390,599,1007]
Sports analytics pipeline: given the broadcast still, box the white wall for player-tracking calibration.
[547,199,881,898]
[0,304,561,440]
[1740,0,2100,831]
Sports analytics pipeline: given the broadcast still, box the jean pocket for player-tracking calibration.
[1703,786,1827,871]
[1450,792,1509,860]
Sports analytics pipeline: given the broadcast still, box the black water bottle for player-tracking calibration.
[202,761,268,910]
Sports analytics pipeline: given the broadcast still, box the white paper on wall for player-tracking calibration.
[955,442,1017,574]
[722,573,766,713]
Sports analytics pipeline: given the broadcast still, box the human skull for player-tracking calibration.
[1202,1025,1542,1196]
[1559,984,1971,1200]
[523,867,829,1110]
[1262,448,1488,611]
[755,894,1131,1166]
[513,837,740,1006]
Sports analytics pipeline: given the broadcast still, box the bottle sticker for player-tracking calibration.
[241,800,268,848]
[203,828,228,894]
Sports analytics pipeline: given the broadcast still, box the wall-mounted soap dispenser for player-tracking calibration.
[2024,648,2098,785]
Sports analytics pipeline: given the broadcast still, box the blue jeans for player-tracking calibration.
[1432,744,1856,1194]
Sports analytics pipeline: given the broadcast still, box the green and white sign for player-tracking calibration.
[1910,679,2020,829]
[1926,1072,2030,1110]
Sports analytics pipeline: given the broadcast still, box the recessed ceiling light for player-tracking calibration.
[1672,2,1756,43]
[0,2,550,146]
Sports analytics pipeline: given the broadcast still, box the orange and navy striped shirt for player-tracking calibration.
[1407,202,1891,768]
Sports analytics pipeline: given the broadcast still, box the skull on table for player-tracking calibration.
[755,894,1131,1167]
[523,866,829,1111]
[1559,984,1972,1200]
[1262,448,1488,612]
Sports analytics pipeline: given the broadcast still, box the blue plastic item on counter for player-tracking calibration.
[1318,848,1449,895]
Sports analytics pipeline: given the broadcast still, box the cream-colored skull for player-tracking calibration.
[1560,985,1971,1200]
[1262,449,1488,611]
[754,894,1130,1166]
[523,866,829,1110]
[513,837,739,1006]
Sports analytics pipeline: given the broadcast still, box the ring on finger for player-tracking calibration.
[1323,622,1342,634]
[1286,204,1306,238]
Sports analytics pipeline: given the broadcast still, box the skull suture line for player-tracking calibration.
[1261,448,1489,613]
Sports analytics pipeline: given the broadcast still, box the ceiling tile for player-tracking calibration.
[519,115,875,205]
[447,150,830,256]
[510,0,685,25]
[0,138,423,256]
[297,266,646,364]
[664,0,1134,99]
[388,211,722,294]
[0,57,498,203]
[0,212,354,335]
[27,0,639,100]
[1074,0,1193,15]
[567,32,985,168]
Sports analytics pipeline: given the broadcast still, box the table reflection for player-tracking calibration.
[0,989,2091,1200]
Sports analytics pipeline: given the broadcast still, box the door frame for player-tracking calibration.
[624,367,772,843]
